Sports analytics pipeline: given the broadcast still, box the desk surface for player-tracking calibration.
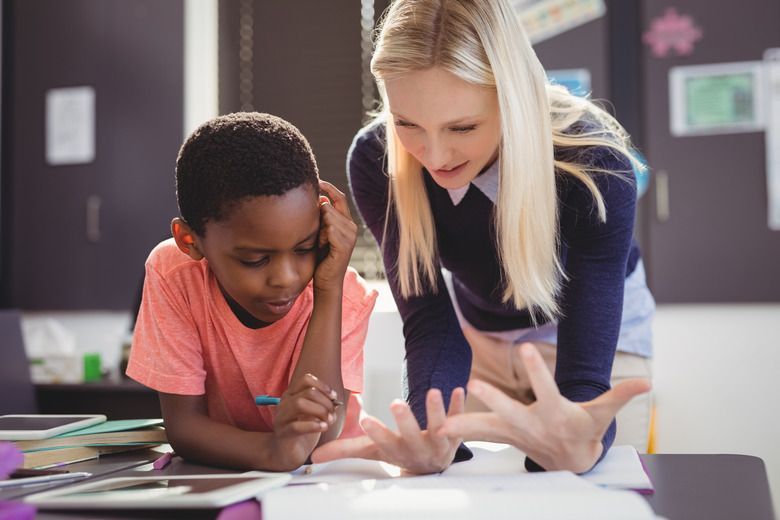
[2,449,775,520]
[642,453,775,520]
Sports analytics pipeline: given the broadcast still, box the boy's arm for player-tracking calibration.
[287,181,357,444]
[160,372,340,471]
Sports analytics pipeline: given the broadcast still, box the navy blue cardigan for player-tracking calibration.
[347,120,640,469]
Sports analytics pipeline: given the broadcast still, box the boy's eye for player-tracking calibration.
[240,257,269,268]
[296,246,316,255]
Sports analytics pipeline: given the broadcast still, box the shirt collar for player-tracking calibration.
[447,160,499,206]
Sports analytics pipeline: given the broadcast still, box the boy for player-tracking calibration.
[127,112,377,471]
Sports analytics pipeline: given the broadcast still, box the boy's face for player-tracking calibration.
[196,185,320,327]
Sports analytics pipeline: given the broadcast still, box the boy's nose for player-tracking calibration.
[268,261,298,288]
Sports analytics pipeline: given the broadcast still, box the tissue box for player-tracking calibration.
[28,353,101,383]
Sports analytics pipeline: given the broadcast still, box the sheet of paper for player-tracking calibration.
[580,445,653,492]
[264,471,659,520]
[45,86,96,166]
[764,48,780,230]
[291,442,652,492]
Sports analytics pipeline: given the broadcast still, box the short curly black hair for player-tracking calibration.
[176,112,319,237]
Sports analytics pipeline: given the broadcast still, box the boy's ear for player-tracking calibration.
[171,218,203,260]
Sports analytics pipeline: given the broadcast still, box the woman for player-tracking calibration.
[313,0,654,475]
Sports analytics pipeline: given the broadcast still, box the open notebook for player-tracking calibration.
[287,442,653,493]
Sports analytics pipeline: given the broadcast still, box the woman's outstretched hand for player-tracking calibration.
[439,342,652,474]
[311,387,466,475]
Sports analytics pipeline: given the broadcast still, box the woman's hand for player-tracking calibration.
[312,387,466,475]
[314,180,358,292]
[439,343,652,474]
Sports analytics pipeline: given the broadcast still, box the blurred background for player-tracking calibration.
[0,0,778,515]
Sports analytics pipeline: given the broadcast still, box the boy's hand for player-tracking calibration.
[314,180,357,292]
[270,373,340,469]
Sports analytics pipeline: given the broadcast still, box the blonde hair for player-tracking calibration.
[372,0,640,323]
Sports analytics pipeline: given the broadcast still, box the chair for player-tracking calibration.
[0,309,38,414]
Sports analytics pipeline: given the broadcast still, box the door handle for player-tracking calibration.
[655,170,670,223]
[86,195,101,242]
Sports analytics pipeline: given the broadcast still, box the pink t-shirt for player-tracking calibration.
[127,239,377,438]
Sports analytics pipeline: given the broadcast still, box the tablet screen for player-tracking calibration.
[25,474,292,509]
[0,414,106,440]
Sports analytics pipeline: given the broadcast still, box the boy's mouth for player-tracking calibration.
[264,298,296,315]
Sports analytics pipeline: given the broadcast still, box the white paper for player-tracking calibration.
[763,48,780,230]
[263,472,658,520]
[45,86,96,165]
[271,444,659,519]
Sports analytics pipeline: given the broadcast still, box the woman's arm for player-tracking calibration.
[348,124,472,425]
[311,124,469,473]
[552,149,639,466]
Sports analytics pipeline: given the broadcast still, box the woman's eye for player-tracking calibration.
[452,125,476,133]
[394,120,416,129]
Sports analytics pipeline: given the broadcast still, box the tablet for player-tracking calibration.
[24,473,292,510]
[0,414,107,440]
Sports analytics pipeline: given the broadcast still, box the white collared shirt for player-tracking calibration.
[446,160,499,206]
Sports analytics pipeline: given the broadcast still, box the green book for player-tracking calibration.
[13,419,166,452]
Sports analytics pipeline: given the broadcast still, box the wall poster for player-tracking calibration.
[669,61,765,137]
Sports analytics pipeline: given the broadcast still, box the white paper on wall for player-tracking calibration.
[764,49,780,231]
[45,86,96,166]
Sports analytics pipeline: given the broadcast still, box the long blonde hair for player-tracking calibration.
[372,0,640,323]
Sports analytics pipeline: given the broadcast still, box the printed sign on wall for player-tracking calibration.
[45,86,96,166]
[511,0,606,44]
[669,61,764,137]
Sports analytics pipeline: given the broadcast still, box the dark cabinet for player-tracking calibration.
[2,0,183,310]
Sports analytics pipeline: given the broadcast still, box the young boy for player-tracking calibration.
[126,112,377,471]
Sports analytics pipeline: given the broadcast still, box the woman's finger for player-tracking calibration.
[447,387,466,417]
[424,388,447,431]
[387,400,427,454]
[440,411,512,444]
[517,343,560,404]
[583,378,652,425]
[466,379,525,420]
[311,435,379,463]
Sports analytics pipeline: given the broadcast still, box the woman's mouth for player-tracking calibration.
[431,162,466,179]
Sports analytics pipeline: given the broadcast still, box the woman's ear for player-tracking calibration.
[171,218,203,260]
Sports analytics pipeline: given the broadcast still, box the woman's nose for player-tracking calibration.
[423,137,452,170]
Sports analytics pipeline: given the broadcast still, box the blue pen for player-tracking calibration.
[254,394,343,406]
[255,395,281,405]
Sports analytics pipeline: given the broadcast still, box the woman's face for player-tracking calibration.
[384,67,501,190]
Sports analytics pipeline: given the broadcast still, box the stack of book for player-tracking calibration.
[12,419,167,469]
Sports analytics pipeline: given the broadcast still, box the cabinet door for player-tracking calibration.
[640,0,780,302]
[5,0,183,310]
